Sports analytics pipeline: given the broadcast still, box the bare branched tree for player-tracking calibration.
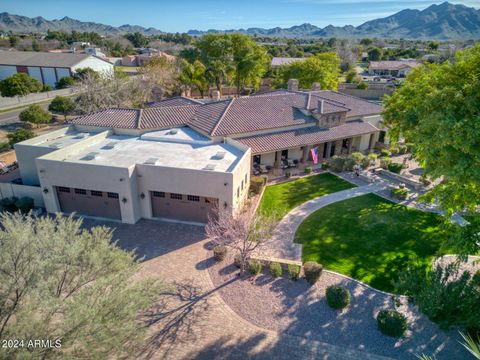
[205,206,277,275]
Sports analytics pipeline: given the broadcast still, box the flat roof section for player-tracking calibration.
[33,130,98,149]
[61,129,245,172]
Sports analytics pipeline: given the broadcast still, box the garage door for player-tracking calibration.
[56,187,121,220]
[150,191,217,223]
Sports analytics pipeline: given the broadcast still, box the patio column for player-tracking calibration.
[368,134,375,152]
[325,142,332,159]
[300,146,310,163]
[273,151,282,176]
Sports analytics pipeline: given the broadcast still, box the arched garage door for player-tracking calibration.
[150,191,217,223]
[56,187,121,220]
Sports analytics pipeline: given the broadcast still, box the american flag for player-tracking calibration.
[310,147,319,164]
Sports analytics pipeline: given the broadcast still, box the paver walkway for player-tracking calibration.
[265,183,387,261]
[83,219,391,360]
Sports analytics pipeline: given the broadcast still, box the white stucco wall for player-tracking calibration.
[72,56,113,75]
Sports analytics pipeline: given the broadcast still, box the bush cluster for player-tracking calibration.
[379,149,391,158]
[287,264,301,281]
[269,262,282,278]
[248,259,262,275]
[250,176,267,195]
[391,188,408,200]
[304,166,313,174]
[326,286,351,310]
[380,157,392,169]
[376,309,408,337]
[303,261,323,285]
[0,196,34,213]
[329,156,346,172]
[387,162,404,174]
[213,245,227,262]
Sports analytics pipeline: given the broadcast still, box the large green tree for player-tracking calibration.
[383,44,480,213]
[0,73,43,97]
[0,213,160,359]
[275,52,341,90]
[48,96,75,120]
[179,59,209,97]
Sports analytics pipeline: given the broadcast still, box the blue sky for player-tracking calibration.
[2,1,479,32]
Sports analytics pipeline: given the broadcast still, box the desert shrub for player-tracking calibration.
[380,149,391,158]
[397,144,408,154]
[344,157,356,171]
[388,162,404,174]
[350,152,365,164]
[361,156,371,168]
[0,73,43,97]
[303,261,323,285]
[7,129,34,146]
[234,253,242,268]
[287,264,301,281]
[326,286,351,310]
[395,262,480,333]
[213,245,227,262]
[368,153,377,162]
[329,156,346,172]
[269,262,282,278]
[0,196,18,212]
[14,197,34,213]
[380,157,392,169]
[376,309,408,337]
[391,188,408,200]
[0,142,10,153]
[250,176,265,195]
[285,170,291,178]
[56,76,75,89]
[356,81,368,90]
[248,259,262,275]
[304,166,312,174]
[321,162,329,170]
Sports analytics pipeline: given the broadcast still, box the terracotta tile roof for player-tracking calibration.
[188,100,232,135]
[308,91,383,118]
[236,121,379,154]
[147,96,204,107]
[70,108,139,129]
[140,105,197,129]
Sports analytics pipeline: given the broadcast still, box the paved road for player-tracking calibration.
[0,102,50,127]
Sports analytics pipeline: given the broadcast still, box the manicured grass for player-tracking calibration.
[295,193,448,293]
[258,173,355,221]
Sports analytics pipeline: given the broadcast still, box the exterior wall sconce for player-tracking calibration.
[223,201,228,209]
[122,197,127,204]
[43,188,49,194]
[140,193,145,199]
[120,178,125,182]
[224,182,228,186]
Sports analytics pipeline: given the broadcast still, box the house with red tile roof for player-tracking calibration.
[11,80,386,225]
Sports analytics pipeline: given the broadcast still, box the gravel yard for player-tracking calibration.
[208,253,466,360]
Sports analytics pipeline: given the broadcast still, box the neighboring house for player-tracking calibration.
[121,51,175,67]
[270,57,306,68]
[0,50,114,87]
[13,80,385,224]
[368,60,421,77]
[85,47,107,58]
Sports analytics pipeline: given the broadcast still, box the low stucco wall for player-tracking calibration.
[0,183,44,207]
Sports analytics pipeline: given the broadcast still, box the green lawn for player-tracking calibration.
[295,193,449,293]
[258,173,355,221]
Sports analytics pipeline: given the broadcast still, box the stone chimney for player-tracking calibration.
[211,90,221,101]
[287,79,299,92]
[317,100,324,114]
[311,82,321,91]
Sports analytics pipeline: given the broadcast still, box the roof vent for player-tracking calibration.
[213,151,226,160]
[204,164,216,171]
[144,157,158,165]
[48,142,61,149]
[82,152,99,161]
[169,129,178,135]
[103,141,118,150]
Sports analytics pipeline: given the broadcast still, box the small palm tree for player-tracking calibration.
[416,331,480,360]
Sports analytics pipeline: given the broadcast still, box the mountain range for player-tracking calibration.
[0,2,479,40]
